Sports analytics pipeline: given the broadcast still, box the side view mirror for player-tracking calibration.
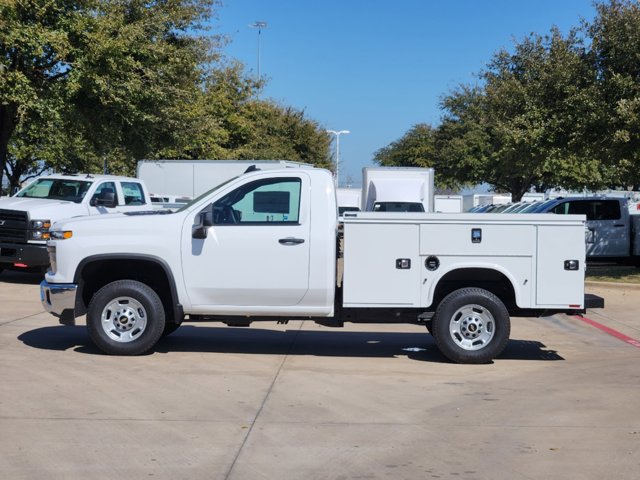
[192,208,214,239]
[90,191,117,208]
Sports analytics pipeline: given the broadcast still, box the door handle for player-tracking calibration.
[279,237,305,245]
[613,224,625,227]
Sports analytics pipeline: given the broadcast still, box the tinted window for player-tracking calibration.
[591,200,621,220]
[552,200,621,221]
[373,202,425,212]
[339,206,361,215]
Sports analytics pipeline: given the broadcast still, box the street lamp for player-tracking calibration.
[248,21,268,80]
[326,129,350,187]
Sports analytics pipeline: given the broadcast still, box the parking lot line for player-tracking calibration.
[573,315,640,348]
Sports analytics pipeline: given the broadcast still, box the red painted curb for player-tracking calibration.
[573,315,640,348]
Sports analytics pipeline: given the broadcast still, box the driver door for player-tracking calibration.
[182,174,311,308]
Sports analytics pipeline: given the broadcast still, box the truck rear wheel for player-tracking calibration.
[87,280,165,355]
[431,287,510,364]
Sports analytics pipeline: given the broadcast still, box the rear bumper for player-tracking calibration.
[40,280,78,325]
[562,294,605,315]
[0,242,49,268]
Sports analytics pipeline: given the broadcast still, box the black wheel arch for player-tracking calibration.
[73,254,183,324]
[431,267,518,312]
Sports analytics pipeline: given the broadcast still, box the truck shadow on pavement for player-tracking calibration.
[18,325,564,362]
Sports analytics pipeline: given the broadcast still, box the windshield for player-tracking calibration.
[16,178,92,203]
[175,176,239,213]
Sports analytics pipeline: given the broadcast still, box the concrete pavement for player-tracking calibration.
[1,271,639,479]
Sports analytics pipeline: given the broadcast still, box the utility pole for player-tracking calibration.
[248,21,268,80]
[326,130,350,187]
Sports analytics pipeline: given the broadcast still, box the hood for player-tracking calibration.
[52,209,177,231]
[0,197,86,219]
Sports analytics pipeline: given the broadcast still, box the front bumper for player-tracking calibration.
[40,280,78,325]
[0,242,49,268]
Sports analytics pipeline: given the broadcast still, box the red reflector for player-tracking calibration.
[13,263,29,268]
[569,304,581,308]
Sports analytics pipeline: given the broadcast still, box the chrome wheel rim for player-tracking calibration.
[448,304,495,351]
[101,296,148,343]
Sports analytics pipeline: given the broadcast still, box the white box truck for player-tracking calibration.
[362,167,435,212]
[337,188,361,216]
[137,159,310,199]
[434,195,463,213]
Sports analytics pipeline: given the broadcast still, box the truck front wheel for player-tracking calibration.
[431,288,510,364]
[87,280,165,355]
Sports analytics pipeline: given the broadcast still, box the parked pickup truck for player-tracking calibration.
[40,167,603,363]
[540,197,640,265]
[0,174,152,273]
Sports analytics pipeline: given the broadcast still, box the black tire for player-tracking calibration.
[431,287,510,364]
[87,280,166,355]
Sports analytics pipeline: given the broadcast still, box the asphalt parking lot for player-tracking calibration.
[1,271,639,480]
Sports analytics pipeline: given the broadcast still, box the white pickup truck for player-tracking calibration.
[0,174,152,273]
[40,167,603,363]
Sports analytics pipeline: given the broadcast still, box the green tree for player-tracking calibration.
[151,62,332,166]
[382,30,602,200]
[0,0,217,191]
[230,100,332,167]
[373,124,437,168]
[589,0,640,190]
[435,85,493,191]
[475,29,602,199]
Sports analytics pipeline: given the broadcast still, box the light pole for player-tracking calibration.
[248,21,268,80]
[326,129,350,187]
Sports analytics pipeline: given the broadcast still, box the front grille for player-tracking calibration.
[0,209,29,243]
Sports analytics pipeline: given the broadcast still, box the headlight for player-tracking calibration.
[30,219,52,229]
[50,230,73,240]
[29,219,52,240]
[30,230,50,240]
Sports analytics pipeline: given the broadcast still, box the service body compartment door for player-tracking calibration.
[343,223,420,306]
[536,225,585,306]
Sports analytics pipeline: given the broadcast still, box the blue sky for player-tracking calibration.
[215,0,597,187]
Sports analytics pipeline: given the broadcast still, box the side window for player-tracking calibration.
[121,182,146,205]
[212,178,301,225]
[552,200,621,220]
[91,182,118,206]
[551,202,569,214]
[566,202,589,216]
[591,200,620,220]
